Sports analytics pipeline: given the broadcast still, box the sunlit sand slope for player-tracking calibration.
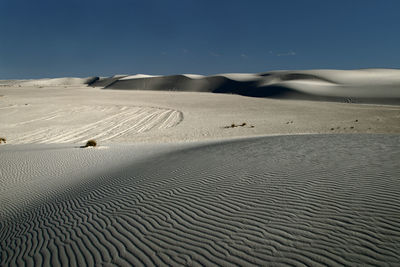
[1,104,182,144]
[1,134,399,266]
[0,77,98,87]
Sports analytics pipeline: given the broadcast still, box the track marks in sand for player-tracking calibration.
[7,105,182,144]
[1,135,400,266]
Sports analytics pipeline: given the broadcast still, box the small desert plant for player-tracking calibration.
[84,139,97,147]
[224,122,252,128]
[0,137,6,144]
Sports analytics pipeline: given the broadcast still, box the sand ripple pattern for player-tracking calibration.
[1,135,400,266]
[7,105,182,144]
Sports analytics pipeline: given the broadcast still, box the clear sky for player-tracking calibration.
[1,0,399,79]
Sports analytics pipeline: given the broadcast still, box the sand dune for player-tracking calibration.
[1,134,399,266]
[7,77,99,87]
[2,104,182,144]
[92,75,128,88]
[3,69,399,104]
[259,69,400,99]
[91,69,400,104]
[104,74,212,92]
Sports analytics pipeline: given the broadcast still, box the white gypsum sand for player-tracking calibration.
[1,135,399,266]
[5,104,181,144]
[1,82,400,144]
[1,69,400,266]
[94,69,400,104]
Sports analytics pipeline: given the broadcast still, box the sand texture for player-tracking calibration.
[2,104,181,144]
[1,135,400,266]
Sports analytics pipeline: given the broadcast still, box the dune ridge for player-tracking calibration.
[9,77,99,87]
[1,134,400,266]
[2,69,399,103]
[90,69,400,104]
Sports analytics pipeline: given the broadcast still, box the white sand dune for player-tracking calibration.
[104,74,213,92]
[92,69,400,104]
[91,75,128,88]
[182,74,205,79]
[2,104,181,144]
[121,74,160,80]
[212,73,262,82]
[3,69,399,104]
[7,77,99,87]
[259,69,400,98]
[1,134,400,266]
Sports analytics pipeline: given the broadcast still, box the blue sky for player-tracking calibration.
[0,0,399,78]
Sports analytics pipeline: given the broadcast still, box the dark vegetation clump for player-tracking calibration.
[84,139,97,148]
[224,122,254,129]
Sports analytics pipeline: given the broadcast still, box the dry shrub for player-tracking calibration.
[84,139,97,147]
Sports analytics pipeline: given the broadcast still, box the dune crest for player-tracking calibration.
[15,77,99,87]
[90,69,400,104]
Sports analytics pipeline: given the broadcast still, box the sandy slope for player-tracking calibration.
[1,135,400,266]
[3,104,181,144]
[93,69,400,104]
[1,85,400,145]
[0,77,98,88]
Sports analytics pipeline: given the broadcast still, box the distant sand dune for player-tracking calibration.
[91,69,400,104]
[1,135,399,266]
[91,75,127,88]
[3,69,399,104]
[5,105,182,144]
